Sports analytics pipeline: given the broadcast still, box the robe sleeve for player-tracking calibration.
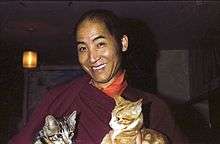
[149,97,189,144]
[8,83,68,144]
[9,76,87,144]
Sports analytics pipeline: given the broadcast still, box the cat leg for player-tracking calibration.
[136,131,142,144]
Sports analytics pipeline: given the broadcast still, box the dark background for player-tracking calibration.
[0,1,219,143]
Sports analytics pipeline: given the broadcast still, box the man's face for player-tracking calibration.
[76,19,127,87]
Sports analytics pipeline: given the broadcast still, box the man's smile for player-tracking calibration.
[91,63,107,71]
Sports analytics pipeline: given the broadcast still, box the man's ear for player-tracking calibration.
[121,35,128,52]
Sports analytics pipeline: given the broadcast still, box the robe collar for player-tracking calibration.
[89,70,127,98]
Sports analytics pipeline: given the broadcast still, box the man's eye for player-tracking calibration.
[97,42,105,48]
[78,47,87,52]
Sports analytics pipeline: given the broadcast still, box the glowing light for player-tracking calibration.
[22,51,37,68]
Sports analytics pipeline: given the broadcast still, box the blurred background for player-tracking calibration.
[0,1,219,143]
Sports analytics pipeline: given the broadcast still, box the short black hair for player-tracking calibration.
[74,9,125,46]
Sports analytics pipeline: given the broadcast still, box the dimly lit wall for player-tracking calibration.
[0,1,219,65]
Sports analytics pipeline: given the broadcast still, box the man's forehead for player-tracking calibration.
[76,30,106,42]
[76,20,111,41]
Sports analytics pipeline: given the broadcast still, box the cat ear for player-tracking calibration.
[136,98,143,106]
[45,115,59,127]
[114,95,127,105]
[67,111,77,129]
[44,115,60,135]
[134,98,143,113]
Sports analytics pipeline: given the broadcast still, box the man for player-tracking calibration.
[10,9,188,144]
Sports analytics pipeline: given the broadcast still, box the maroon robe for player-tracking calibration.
[9,75,188,144]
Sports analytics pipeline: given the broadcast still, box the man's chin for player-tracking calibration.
[93,78,109,84]
[91,76,111,84]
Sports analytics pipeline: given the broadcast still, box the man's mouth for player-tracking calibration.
[92,64,106,71]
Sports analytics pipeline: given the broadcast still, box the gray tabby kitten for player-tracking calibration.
[34,111,77,144]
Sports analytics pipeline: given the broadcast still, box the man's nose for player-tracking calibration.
[88,49,99,63]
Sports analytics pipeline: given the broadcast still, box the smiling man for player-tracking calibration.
[10,9,188,144]
[76,18,128,89]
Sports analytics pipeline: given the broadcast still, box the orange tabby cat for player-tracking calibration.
[101,96,168,144]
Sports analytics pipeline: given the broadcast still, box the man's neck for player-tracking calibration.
[90,70,127,97]
[91,70,123,90]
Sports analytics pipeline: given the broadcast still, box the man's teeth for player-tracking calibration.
[92,64,106,70]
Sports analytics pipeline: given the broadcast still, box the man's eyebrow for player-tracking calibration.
[93,36,106,42]
[76,41,85,45]
[76,36,105,45]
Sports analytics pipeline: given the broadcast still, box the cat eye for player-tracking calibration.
[69,132,74,137]
[122,117,129,120]
[56,134,63,138]
[49,135,57,141]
